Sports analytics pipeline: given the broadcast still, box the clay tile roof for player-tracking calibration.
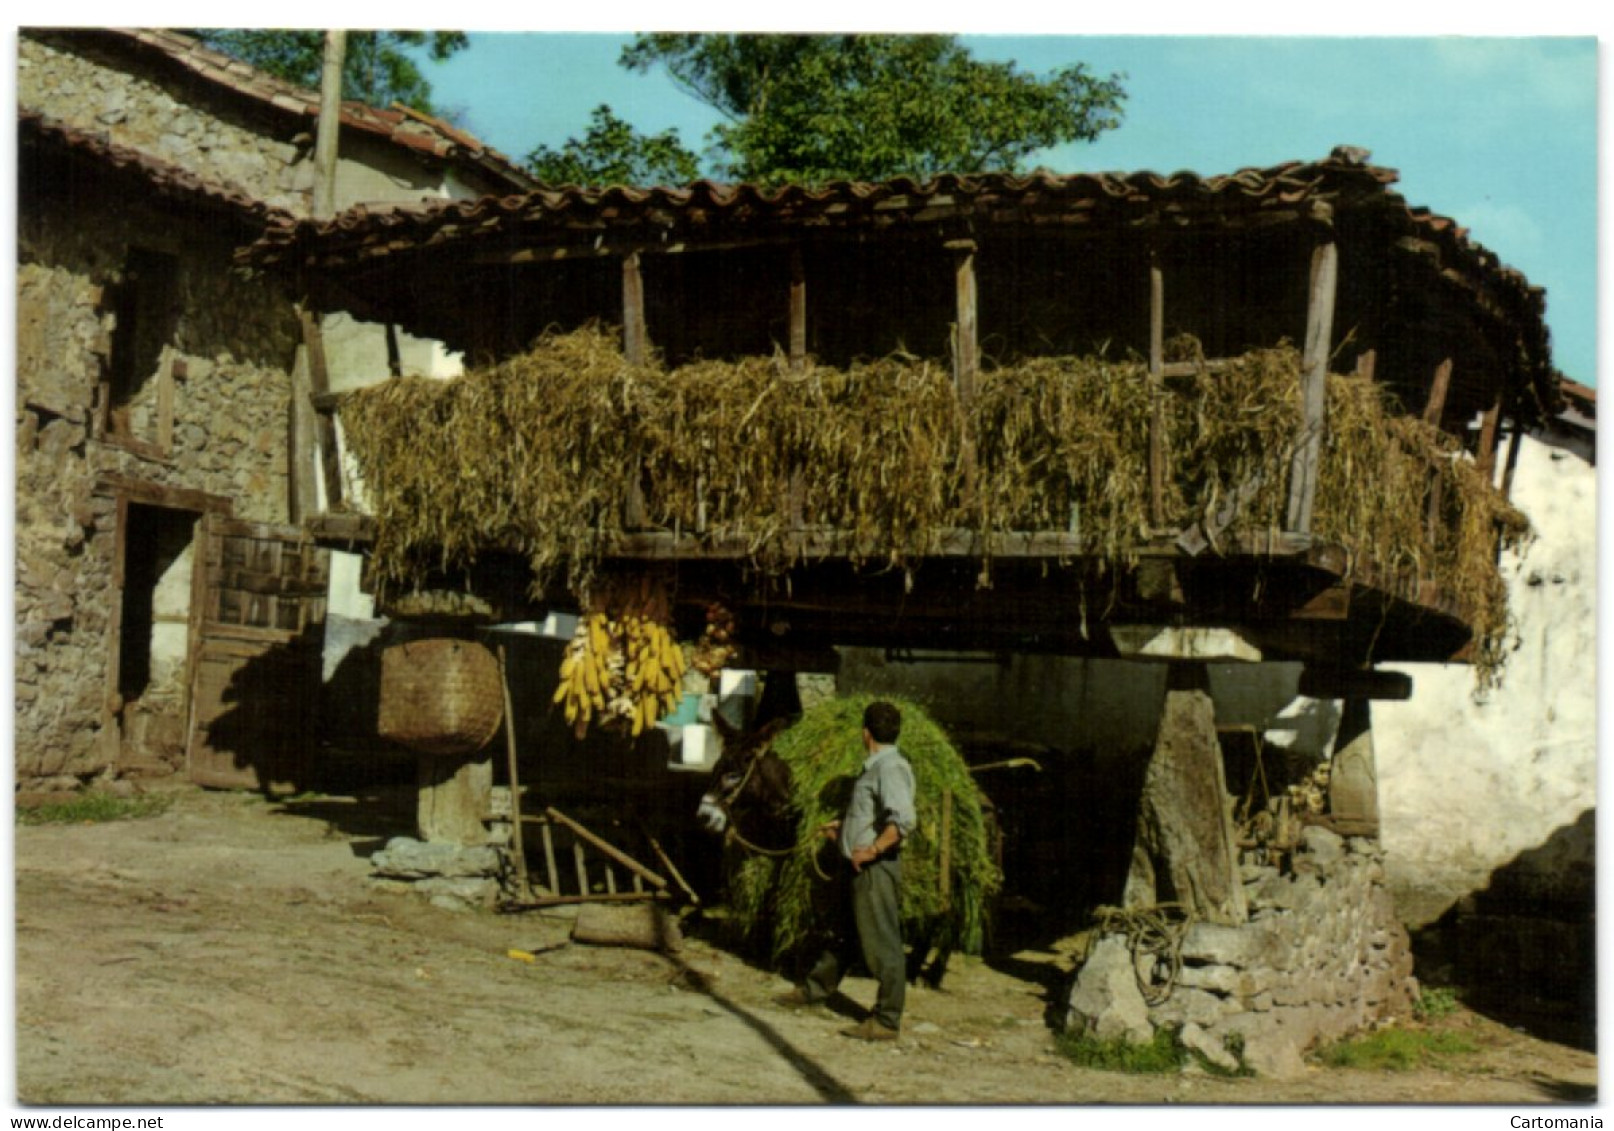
[241,147,1556,411]
[20,109,296,227]
[82,28,540,194]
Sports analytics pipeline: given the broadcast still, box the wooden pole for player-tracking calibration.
[298,309,344,512]
[1422,358,1455,543]
[950,240,979,403]
[497,645,532,900]
[1476,392,1504,481]
[622,251,648,365]
[1148,250,1166,529]
[1500,420,1525,501]
[789,246,807,375]
[1285,231,1339,534]
[312,30,346,221]
[1355,348,1377,382]
[1422,358,1454,427]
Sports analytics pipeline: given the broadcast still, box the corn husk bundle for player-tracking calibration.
[725,694,1001,969]
[340,324,1529,688]
[554,610,686,739]
[551,572,689,738]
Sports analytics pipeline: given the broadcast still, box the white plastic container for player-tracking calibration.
[680,723,714,766]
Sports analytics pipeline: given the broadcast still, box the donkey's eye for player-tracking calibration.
[721,773,742,788]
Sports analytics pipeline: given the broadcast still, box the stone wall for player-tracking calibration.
[1064,825,1416,1077]
[15,171,300,786]
[18,34,311,213]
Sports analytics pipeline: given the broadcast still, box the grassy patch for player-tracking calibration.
[1317,1027,1477,1071]
[1413,986,1463,1022]
[16,792,173,826]
[1055,1027,1187,1074]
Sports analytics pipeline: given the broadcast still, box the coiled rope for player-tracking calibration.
[1093,902,1195,1005]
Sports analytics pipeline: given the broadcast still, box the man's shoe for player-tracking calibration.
[840,1017,899,1042]
[773,988,816,1008]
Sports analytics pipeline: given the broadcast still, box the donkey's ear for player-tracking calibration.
[757,716,789,743]
[711,711,739,742]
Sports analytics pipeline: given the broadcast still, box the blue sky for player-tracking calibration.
[413,32,1598,387]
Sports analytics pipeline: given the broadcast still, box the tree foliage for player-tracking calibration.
[191,30,467,114]
[618,33,1126,184]
[526,105,699,187]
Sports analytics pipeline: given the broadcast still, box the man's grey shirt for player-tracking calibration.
[838,743,917,860]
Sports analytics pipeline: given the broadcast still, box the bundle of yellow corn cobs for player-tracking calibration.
[554,611,687,739]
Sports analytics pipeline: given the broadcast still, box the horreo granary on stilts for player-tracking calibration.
[16,27,1592,1077]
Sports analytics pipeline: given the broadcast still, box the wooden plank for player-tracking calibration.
[1285,237,1338,534]
[789,246,807,374]
[1422,358,1454,427]
[543,807,670,892]
[155,346,175,455]
[1297,667,1412,701]
[94,473,231,515]
[621,251,648,365]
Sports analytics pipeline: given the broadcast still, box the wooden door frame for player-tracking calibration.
[93,473,231,773]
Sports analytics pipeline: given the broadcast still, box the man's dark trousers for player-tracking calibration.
[802,856,905,1029]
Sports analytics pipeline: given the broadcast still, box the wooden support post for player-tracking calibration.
[1422,358,1454,427]
[620,252,650,527]
[1328,698,1380,835]
[1286,231,1339,534]
[949,240,979,403]
[540,821,561,896]
[1354,348,1377,382]
[298,310,344,514]
[1125,663,1247,925]
[1148,251,1166,528]
[1476,392,1504,482]
[789,246,808,375]
[1500,420,1525,501]
[939,788,953,910]
[622,250,648,365]
[573,840,590,896]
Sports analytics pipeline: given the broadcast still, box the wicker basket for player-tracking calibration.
[378,638,504,756]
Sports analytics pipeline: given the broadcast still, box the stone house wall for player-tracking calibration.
[16,155,300,786]
[18,33,311,213]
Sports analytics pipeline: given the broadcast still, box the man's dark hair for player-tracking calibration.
[863,700,902,745]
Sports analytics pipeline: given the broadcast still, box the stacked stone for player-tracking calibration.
[370,838,507,912]
[1065,825,1417,1077]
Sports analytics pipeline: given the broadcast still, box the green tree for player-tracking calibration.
[526,105,700,187]
[618,33,1126,184]
[190,30,467,115]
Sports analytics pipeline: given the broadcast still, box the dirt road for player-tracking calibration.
[11,785,1597,1107]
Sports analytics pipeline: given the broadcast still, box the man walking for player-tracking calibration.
[776,700,916,1041]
